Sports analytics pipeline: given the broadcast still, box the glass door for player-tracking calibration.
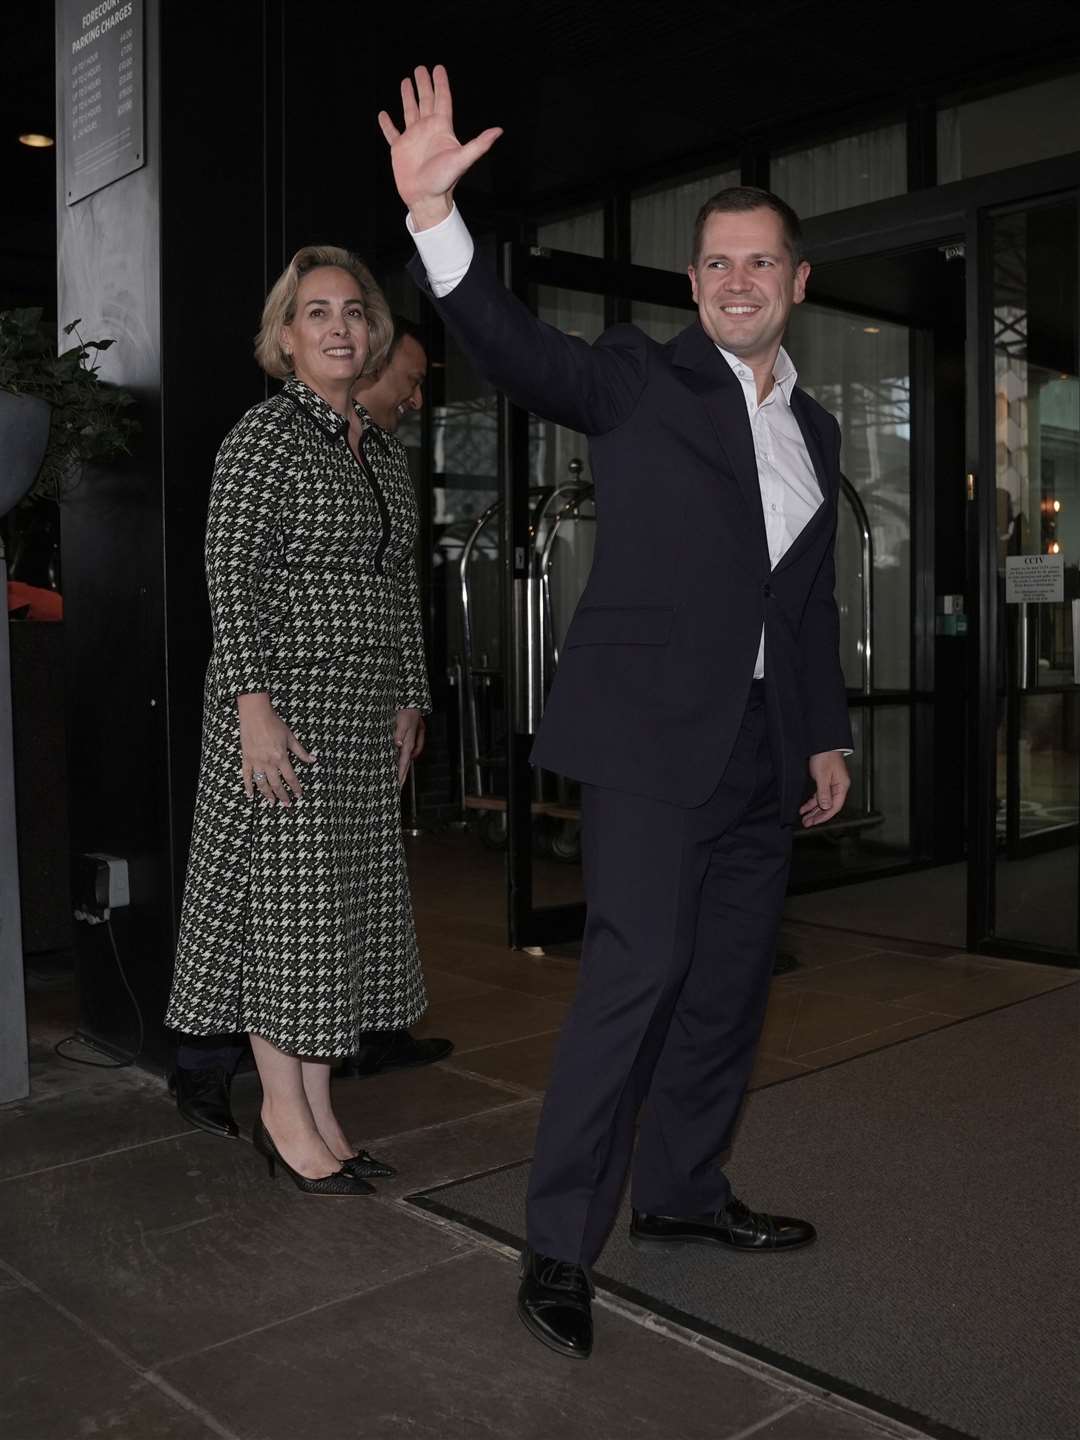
[971,192,1080,961]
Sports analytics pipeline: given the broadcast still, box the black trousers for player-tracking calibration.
[526,684,793,1266]
[174,1033,246,1072]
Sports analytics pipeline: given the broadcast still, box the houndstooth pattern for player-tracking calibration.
[165,378,432,1056]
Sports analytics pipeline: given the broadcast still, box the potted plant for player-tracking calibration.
[0,308,139,595]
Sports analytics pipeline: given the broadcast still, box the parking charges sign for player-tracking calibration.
[62,0,144,205]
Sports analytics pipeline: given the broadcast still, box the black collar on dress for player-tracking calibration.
[281,377,349,441]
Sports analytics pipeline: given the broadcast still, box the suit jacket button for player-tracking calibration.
[763,583,772,598]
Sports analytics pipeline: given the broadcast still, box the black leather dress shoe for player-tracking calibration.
[630,1198,816,1252]
[335,1030,454,1078]
[517,1247,594,1359]
[168,1066,239,1139]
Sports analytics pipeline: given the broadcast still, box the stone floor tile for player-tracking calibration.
[748,1396,927,1439]
[0,1289,222,1440]
[759,989,930,1061]
[412,988,569,1054]
[774,925,885,971]
[419,963,501,1005]
[446,1030,561,1093]
[229,1060,522,1142]
[749,1052,814,1089]
[0,1129,472,1368]
[791,1012,957,1069]
[0,1074,187,1182]
[779,950,1004,1004]
[416,911,508,948]
[890,966,1079,1018]
[794,928,957,960]
[373,1100,539,1200]
[160,1248,796,1440]
[423,939,582,999]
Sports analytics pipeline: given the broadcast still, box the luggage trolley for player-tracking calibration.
[452,484,552,848]
[792,472,883,844]
[451,464,596,853]
[533,463,596,860]
[449,464,879,853]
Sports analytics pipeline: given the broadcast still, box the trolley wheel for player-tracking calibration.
[477,809,507,851]
[550,819,581,864]
[532,814,557,859]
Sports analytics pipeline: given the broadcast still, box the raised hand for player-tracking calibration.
[377,64,502,230]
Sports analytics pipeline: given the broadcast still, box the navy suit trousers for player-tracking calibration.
[525,684,793,1266]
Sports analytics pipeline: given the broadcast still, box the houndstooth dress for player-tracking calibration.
[164,377,431,1056]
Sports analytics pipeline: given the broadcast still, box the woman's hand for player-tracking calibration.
[394,707,425,788]
[237,692,315,806]
[377,64,502,231]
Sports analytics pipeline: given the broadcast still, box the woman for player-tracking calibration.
[165,246,431,1194]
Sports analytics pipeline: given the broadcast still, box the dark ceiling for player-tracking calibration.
[374,0,1080,211]
[2,1,1079,314]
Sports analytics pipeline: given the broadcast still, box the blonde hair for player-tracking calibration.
[254,245,394,380]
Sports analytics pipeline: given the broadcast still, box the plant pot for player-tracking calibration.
[0,389,51,520]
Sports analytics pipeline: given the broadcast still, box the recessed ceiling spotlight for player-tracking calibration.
[19,133,54,148]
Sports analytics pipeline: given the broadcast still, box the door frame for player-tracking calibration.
[966,186,1080,966]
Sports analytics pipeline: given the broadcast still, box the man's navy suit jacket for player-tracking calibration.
[411,252,853,822]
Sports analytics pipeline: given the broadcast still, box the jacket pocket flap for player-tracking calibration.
[565,604,675,647]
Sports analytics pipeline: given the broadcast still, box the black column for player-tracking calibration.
[56,0,376,1066]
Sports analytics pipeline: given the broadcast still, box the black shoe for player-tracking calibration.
[342,1148,397,1179]
[516,1247,594,1359]
[336,1030,454,1078]
[168,1065,239,1139]
[251,1118,375,1196]
[629,1198,816,1253]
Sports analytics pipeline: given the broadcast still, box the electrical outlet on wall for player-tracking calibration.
[73,853,130,923]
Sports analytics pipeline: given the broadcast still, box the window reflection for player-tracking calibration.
[938,72,1080,184]
[631,167,740,273]
[771,124,907,219]
[786,304,912,693]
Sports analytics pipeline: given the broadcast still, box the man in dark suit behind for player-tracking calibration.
[381,66,853,1360]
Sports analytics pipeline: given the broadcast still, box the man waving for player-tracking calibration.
[381,66,851,1361]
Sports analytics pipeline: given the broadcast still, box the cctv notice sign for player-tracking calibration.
[1005,553,1065,604]
[62,0,144,204]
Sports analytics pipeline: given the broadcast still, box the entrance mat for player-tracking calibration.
[409,987,1080,1440]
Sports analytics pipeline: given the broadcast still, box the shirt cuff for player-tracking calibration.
[406,203,474,298]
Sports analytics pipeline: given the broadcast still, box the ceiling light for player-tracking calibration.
[1053,499,1061,513]
[863,326,880,335]
[19,133,54,148]
[1049,542,1061,555]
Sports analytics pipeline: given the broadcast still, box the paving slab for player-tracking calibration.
[161,1248,798,1440]
[0,1128,473,1368]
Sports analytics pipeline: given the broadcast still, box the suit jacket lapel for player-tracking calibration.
[672,323,769,574]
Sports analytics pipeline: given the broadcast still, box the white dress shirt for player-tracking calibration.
[410,206,834,698]
[716,347,822,677]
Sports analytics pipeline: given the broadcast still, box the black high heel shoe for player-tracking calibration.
[342,1148,396,1180]
[252,1117,375,1196]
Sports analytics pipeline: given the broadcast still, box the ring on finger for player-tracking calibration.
[252,770,267,781]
